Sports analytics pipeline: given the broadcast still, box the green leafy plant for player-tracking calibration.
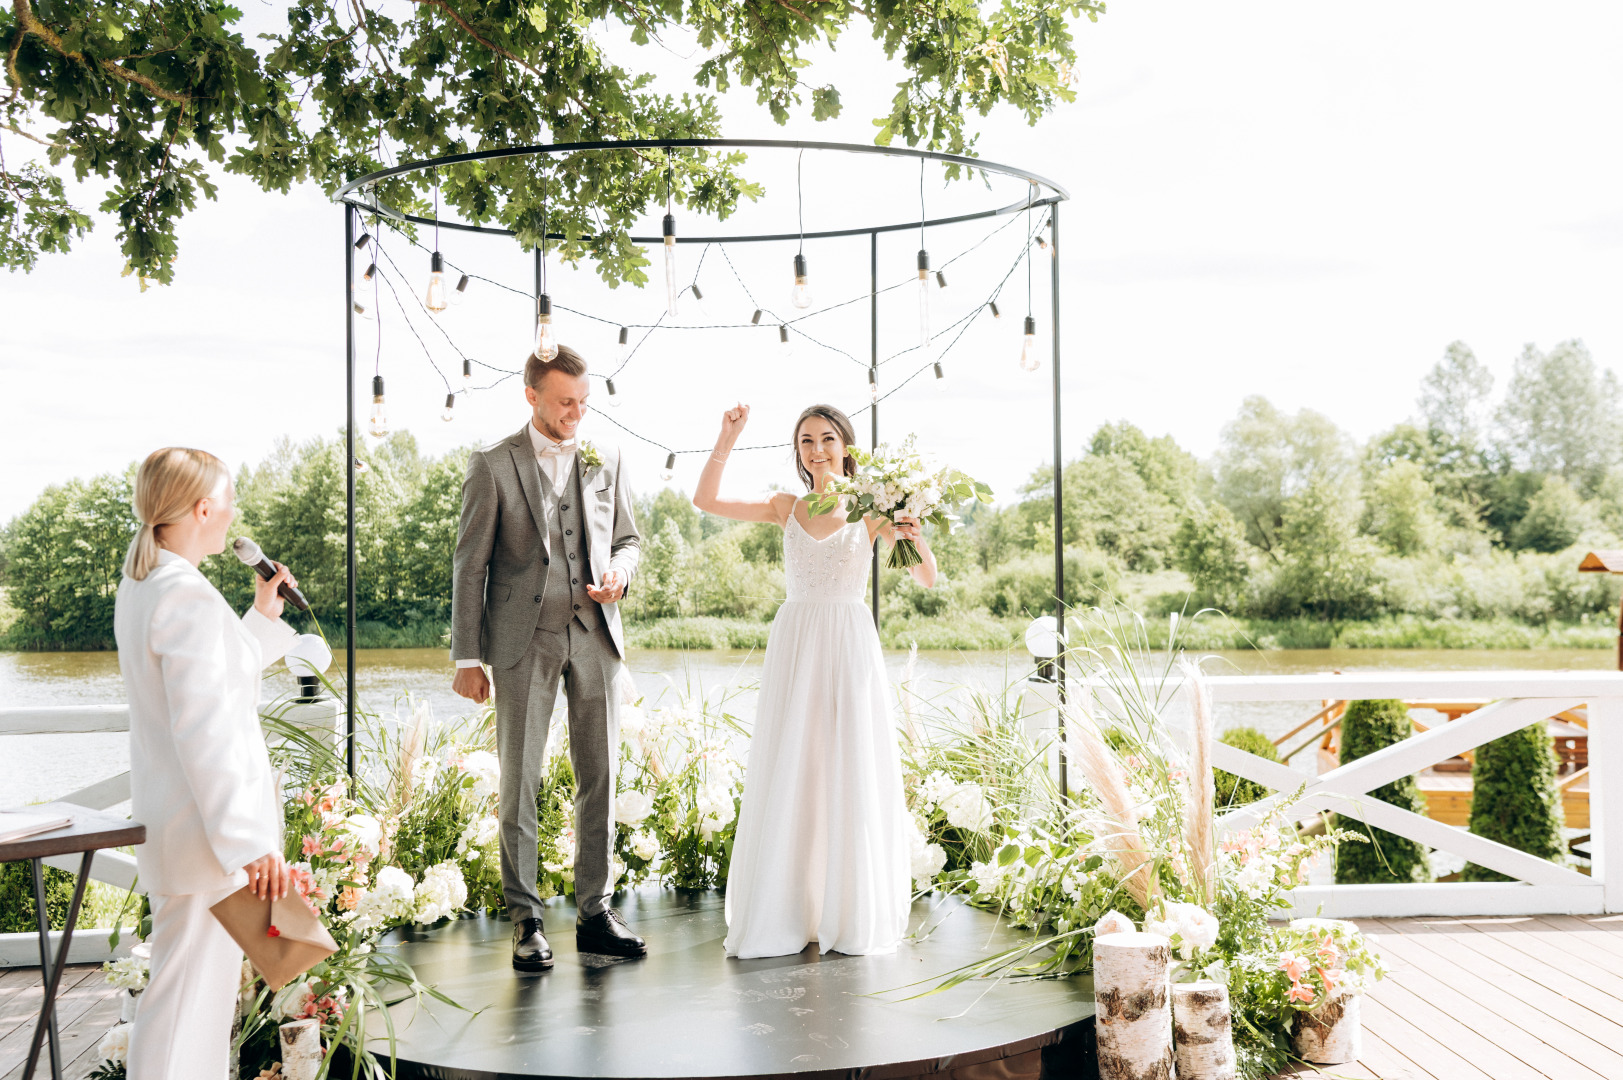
[1214,727,1281,809]
[1333,699,1433,885]
[1461,721,1566,881]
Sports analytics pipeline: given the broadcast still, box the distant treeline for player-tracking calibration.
[2,339,1620,651]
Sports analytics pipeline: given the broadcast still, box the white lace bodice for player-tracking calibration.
[783,513,871,603]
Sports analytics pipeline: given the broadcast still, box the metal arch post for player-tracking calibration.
[1050,203,1066,799]
[870,231,880,630]
[344,204,358,779]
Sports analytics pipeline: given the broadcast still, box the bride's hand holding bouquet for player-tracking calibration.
[803,434,992,568]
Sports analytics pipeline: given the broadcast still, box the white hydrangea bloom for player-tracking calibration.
[940,782,993,833]
[351,865,415,931]
[630,830,660,861]
[969,861,1002,896]
[102,954,149,991]
[619,705,647,740]
[456,750,501,801]
[414,861,469,924]
[456,814,500,857]
[917,770,956,810]
[97,1022,132,1065]
[614,789,655,826]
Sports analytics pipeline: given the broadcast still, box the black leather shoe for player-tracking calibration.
[512,917,553,971]
[576,908,647,957]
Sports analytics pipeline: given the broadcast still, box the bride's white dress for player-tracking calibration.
[722,511,911,959]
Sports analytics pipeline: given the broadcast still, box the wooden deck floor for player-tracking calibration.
[1276,914,1623,1080]
[6,915,1623,1080]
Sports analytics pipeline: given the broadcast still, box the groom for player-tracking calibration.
[450,344,646,971]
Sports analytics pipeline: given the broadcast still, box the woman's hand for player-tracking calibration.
[893,516,925,547]
[253,562,296,621]
[717,403,750,447]
[244,851,290,901]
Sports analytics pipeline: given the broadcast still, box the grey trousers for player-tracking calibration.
[493,618,621,922]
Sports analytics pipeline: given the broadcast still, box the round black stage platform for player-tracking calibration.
[372,888,1096,1080]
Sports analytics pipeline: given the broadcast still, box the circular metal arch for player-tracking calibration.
[335,137,1069,244]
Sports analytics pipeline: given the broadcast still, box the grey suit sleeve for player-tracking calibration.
[451,450,498,663]
[608,454,641,593]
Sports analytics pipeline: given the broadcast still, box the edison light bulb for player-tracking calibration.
[368,376,388,437]
[352,297,375,322]
[933,361,946,393]
[989,300,1002,320]
[778,324,793,355]
[916,249,931,346]
[441,393,456,422]
[425,252,449,312]
[462,358,473,388]
[533,294,557,361]
[868,366,879,402]
[791,253,812,309]
[452,274,470,306]
[751,309,763,326]
[615,326,630,365]
[606,377,622,407]
[663,213,678,316]
[1020,315,1041,373]
[661,452,676,482]
[362,262,377,284]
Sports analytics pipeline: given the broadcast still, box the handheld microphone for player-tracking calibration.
[232,537,311,612]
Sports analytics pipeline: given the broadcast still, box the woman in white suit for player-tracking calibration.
[114,447,300,1080]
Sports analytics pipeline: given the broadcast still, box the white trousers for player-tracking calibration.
[127,888,243,1080]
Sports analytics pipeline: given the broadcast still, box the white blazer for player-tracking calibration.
[115,549,297,896]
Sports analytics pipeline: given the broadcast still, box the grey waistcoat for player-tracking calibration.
[537,461,600,633]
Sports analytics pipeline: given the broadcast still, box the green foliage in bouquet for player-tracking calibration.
[1461,721,1566,881]
[803,436,993,568]
[1215,727,1282,809]
[1333,700,1433,885]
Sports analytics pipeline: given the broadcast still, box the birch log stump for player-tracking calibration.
[1093,931,1173,1080]
[279,1018,323,1080]
[1291,992,1362,1064]
[1173,980,1236,1080]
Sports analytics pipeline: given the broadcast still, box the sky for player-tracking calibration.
[2,2,1620,522]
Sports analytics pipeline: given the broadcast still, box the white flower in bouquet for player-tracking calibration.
[102,953,149,991]
[409,754,441,789]
[615,788,655,825]
[456,750,501,801]
[940,781,994,833]
[97,1022,132,1065]
[969,860,1003,897]
[341,813,383,860]
[1145,901,1221,961]
[456,814,500,857]
[545,829,576,872]
[911,842,946,890]
[1092,910,1136,938]
[351,865,415,931]
[696,783,736,837]
[917,770,955,811]
[414,861,469,924]
[619,704,648,740]
[630,830,660,861]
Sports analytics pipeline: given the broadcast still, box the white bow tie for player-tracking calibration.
[538,440,575,457]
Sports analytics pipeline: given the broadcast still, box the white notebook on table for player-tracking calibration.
[0,809,74,845]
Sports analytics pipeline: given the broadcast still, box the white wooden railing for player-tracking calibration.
[1033,670,1623,918]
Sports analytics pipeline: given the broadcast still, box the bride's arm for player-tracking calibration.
[873,517,938,588]
[693,404,789,525]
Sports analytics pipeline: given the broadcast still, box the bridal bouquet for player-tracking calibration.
[803,434,992,568]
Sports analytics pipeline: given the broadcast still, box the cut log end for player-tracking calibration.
[1173,979,1237,1080]
[1291,992,1363,1064]
[1094,932,1174,1080]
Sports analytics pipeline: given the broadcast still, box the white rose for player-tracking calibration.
[1178,906,1220,952]
[97,1022,132,1065]
[1092,910,1136,938]
[614,789,654,826]
[456,750,501,801]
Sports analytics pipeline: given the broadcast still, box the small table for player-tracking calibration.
[0,803,144,1080]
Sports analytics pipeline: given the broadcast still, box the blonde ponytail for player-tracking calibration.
[123,447,231,581]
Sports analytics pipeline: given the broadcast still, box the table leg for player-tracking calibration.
[23,852,93,1080]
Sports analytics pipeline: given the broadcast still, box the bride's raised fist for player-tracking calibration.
[718,403,750,442]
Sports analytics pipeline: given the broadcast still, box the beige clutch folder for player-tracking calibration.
[211,886,339,990]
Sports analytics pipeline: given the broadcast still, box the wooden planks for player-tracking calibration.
[1270,914,1623,1079]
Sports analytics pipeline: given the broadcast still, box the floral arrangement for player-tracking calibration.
[802,434,992,567]
[1263,918,1387,1011]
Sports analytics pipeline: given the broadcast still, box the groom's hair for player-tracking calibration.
[524,345,588,389]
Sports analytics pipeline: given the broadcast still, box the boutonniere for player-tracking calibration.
[578,441,604,470]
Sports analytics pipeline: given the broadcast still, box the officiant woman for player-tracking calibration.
[114,447,300,1079]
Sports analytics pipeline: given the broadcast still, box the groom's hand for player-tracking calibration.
[453,665,491,704]
[586,569,625,604]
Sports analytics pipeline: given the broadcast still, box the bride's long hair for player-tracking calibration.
[791,405,858,491]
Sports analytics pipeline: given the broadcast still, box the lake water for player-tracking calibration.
[2,645,1612,807]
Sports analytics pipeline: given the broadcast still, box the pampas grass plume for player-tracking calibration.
[1065,704,1157,909]
[1179,657,1217,903]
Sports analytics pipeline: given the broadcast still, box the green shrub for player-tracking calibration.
[979,548,1118,619]
[879,611,1018,651]
[1461,722,1566,881]
[0,861,81,933]
[1213,727,1282,808]
[1333,699,1433,885]
[624,617,772,650]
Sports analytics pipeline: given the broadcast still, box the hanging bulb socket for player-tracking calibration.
[935,270,948,289]
[606,377,621,407]
[533,293,558,361]
[353,232,371,251]
[425,251,449,312]
[917,249,931,276]
[661,452,676,481]
[691,283,705,302]
[462,358,473,386]
[452,273,470,305]
[934,362,945,380]
[791,252,812,309]
[1020,315,1041,373]
[368,375,388,437]
[868,365,879,402]
[362,262,377,283]
[989,300,1002,319]
[441,393,456,422]
[778,325,790,347]
[751,309,763,325]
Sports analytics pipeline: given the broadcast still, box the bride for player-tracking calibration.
[693,403,937,959]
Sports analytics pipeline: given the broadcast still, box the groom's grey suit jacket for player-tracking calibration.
[451,424,641,670]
